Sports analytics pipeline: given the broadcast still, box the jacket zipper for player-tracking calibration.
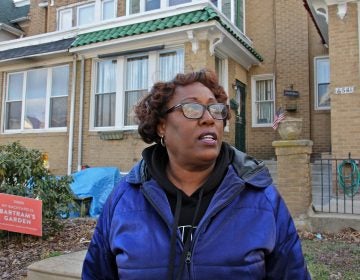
[187,183,246,278]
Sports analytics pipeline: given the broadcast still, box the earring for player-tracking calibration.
[160,135,165,147]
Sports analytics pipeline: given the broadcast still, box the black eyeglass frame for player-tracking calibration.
[164,102,229,120]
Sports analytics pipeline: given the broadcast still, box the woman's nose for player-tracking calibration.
[199,109,215,124]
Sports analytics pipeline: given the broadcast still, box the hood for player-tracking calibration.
[126,142,273,188]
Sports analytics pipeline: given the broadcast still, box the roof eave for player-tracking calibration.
[303,0,329,46]
[70,21,260,69]
[0,23,24,37]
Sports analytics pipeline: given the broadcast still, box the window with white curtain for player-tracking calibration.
[95,60,117,127]
[158,49,184,81]
[315,56,330,110]
[5,65,69,132]
[251,74,275,127]
[93,48,184,130]
[58,0,117,30]
[125,56,149,126]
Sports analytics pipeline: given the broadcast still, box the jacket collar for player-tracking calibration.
[126,143,272,188]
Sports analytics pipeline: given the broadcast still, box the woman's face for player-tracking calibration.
[157,82,225,169]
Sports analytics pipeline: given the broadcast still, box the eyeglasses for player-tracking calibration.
[165,102,228,120]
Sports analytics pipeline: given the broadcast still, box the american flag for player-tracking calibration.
[272,107,286,130]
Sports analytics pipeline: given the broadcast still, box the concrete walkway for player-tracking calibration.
[27,250,86,280]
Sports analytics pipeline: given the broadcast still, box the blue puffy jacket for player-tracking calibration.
[82,148,310,279]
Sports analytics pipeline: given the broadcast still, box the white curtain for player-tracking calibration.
[159,50,184,81]
[125,56,149,125]
[95,60,116,127]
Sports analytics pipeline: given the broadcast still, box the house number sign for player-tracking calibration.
[335,86,354,94]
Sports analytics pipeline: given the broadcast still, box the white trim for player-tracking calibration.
[13,0,29,7]
[251,74,275,128]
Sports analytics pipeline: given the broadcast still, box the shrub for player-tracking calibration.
[0,142,75,233]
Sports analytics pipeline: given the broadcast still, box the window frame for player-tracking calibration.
[76,2,96,27]
[251,74,275,128]
[58,8,73,31]
[102,0,117,20]
[4,65,70,133]
[90,48,184,131]
[314,56,330,110]
[57,0,117,31]
[125,0,245,32]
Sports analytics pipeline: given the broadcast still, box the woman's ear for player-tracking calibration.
[157,118,166,136]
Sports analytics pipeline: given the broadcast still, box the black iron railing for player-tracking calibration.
[311,155,360,215]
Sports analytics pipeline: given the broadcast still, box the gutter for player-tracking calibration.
[67,54,77,175]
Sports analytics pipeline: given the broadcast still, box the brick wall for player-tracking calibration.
[0,61,74,175]
[273,140,313,217]
[308,7,331,156]
[246,0,320,160]
[328,3,360,159]
[27,0,47,35]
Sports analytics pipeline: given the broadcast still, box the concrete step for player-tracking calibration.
[27,250,86,280]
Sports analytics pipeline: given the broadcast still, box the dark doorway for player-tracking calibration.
[235,80,246,152]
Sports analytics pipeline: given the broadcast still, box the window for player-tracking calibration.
[77,3,95,26]
[102,0,116,20]
[95,60,116,127]
[210,0,244,32]
[315,57,330,110]
[158,50,184,81]
[126,0,244,31]
[251,74,275,127]
[215,55,225,86]
[59,9,72,31]
[92,49,184,130]
[5,65,69,132]
[58,0,116,30]
[124,56,149,126]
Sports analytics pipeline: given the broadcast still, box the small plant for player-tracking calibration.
[0,142,76,234]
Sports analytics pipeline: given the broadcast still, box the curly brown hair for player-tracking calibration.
[134,69,230,144]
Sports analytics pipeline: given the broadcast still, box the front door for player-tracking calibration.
[235,80,246,152]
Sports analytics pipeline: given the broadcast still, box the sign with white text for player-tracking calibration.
[335,86,354,94]
[0,193,42,236]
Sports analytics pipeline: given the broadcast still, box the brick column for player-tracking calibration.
[272,140,313,218]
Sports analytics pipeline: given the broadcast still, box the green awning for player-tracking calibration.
[71,7,263,62]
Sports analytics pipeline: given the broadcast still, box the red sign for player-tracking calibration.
[0,193,42,236]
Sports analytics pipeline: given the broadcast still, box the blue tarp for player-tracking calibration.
[70,167,121,217]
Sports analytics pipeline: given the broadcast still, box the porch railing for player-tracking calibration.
[311,155,360,215]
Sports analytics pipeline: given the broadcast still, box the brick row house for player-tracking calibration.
[0,0,330,175]
[309,0,360,161]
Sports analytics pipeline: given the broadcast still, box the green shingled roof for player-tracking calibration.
[71,7,263,62]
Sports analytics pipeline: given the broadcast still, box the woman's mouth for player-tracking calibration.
[199,133,217,145]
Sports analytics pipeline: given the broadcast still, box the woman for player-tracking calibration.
[82,69,310,279]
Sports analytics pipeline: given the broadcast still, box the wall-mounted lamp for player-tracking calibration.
[232,82,237,90]
[337,3,347,20]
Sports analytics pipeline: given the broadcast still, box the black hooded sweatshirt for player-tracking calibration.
[142,143,233,279]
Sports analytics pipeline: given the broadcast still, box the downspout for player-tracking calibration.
[358,3,360,79]
[67,54,77,175]
[77,56,85,171]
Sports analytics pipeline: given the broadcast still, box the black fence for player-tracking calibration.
[311,156,360,215]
